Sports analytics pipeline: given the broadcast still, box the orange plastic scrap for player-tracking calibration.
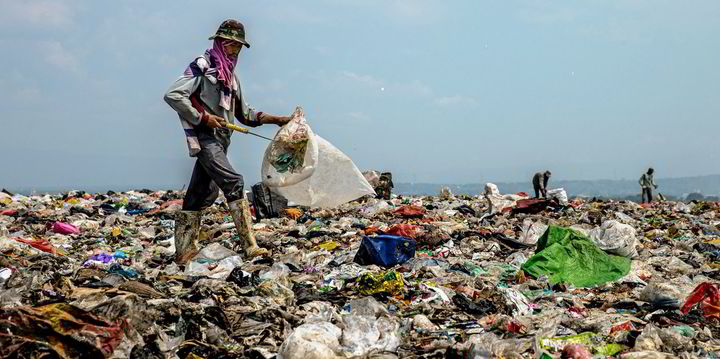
[394,205,427,218]
[385,224,420,239]
[704,302,720,319]
[284,208,304,220]
[681,282,720,318]
[14,238,57,255]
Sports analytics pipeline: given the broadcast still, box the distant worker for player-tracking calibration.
[532,171,552,199]
[376,172,394,200]
[639,168,658,203]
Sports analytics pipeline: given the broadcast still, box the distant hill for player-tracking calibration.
[396,175,720,200]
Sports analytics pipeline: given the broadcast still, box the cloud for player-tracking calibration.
[248,79,289,94]
[11,87,42,104]
[386,0,445,25]
[38,41,78,72]
[263,3,325,25]
[312,69,476,107]
[340,71,384,88]
[339,71,433,97]
[0,0,73,27]
[346,111,372,123]
[433,95,479,107]
[516,2,579,25]
[394,80,433,97]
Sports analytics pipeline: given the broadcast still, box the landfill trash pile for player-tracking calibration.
[1,187,720,358]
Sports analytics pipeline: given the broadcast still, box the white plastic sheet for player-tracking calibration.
[277,322,343,359]
[278,297,400,359]
[484,183,527,214]
[588,220,638,258]
[264,134,375,208]
[547,188,569,205]
[361,170,381,188]
[517,219,548,245]
[184,243,242,279]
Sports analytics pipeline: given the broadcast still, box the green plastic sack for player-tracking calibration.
[522,226,631,288]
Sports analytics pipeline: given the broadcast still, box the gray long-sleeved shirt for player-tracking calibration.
[164,54,259,146]
[639,173,656,189]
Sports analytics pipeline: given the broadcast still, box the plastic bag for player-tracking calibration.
[52,222,80,235]
[355,271,405,295]
[517,219,548,245]
[547,188,569,205]
[362,170,381,188]
[681,282,720,318]
[354,235,416,268]
[522,226,631,288]
[277,322,343,359]
[264,130,375,208]
[499,288,532,316]
[384,224,421,239]
[540,332,626,356]
[640,278,689,309]
[360,200,391,218]
[484,183,527,214]
[262,107,318,187]
[634,325,663,351]
[342,315,400,356]
[467,333,532,359]
[588,220,638,258]
[184,243,243,280]
[394,205,426,218]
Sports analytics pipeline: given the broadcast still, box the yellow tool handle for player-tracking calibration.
[225,123,249,133]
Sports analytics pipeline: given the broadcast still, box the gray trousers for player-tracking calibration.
[642,187,653,203]
[182,132,244,211]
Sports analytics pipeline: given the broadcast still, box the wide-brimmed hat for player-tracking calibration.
[209,19,250,48]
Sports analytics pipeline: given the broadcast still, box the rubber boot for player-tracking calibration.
[228,199,269,257]
[174,210,201,265]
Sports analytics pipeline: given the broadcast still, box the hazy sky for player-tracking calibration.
[1,0,719,191]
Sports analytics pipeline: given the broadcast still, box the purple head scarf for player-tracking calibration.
[208,38,238,89]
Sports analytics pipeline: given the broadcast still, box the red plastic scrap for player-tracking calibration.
[610,321,636,334]
[506,320,526,334]
[681,282,720,318]
[0,210,18,216]
[52,222,80,235]
[394,206,426,218]
[384,224,420,239]
[14,238,57,255]
[568,307,588,318]
[512,199,552,214]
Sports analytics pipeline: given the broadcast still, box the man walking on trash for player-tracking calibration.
[532,171,552,199]
[164,20,290,264]
[639,168,658,203]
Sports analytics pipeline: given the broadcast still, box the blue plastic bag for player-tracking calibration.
[354,235,417,268]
